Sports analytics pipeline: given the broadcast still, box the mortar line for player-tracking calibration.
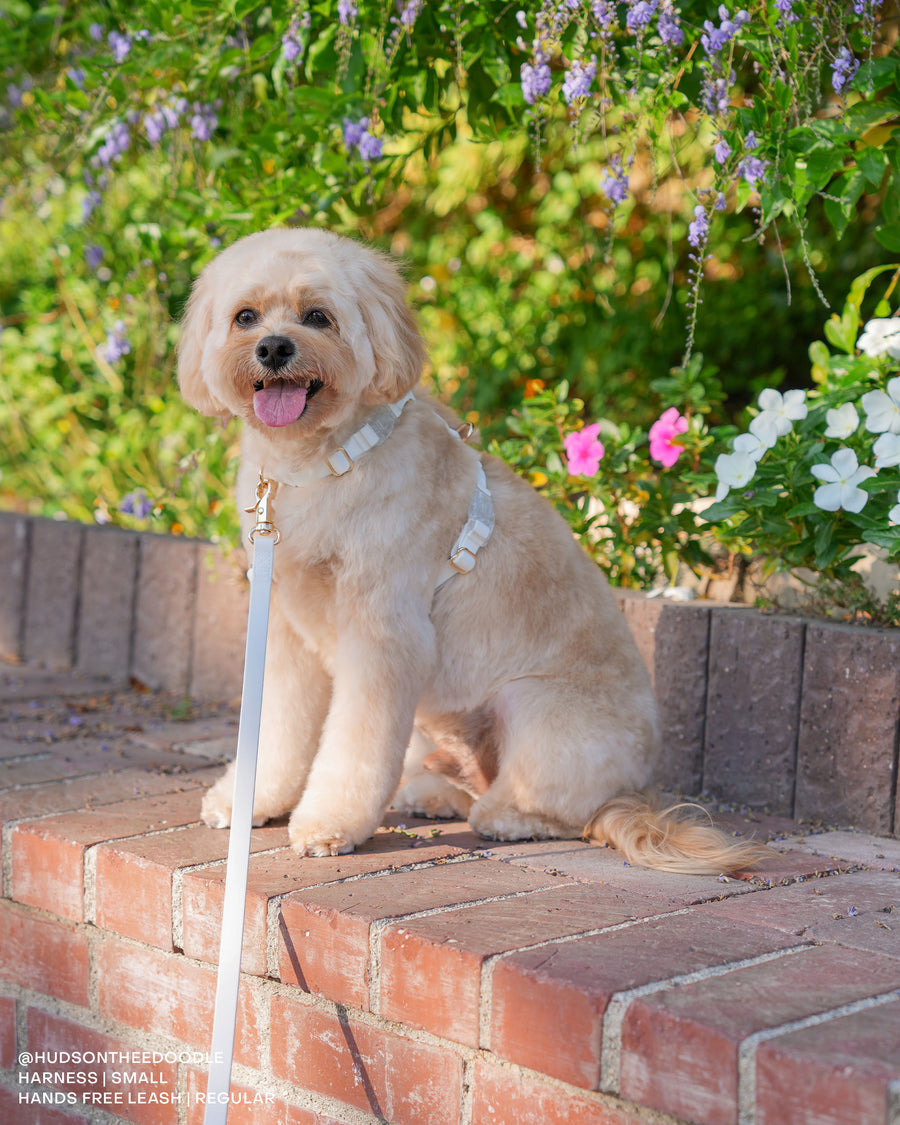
[599,943,814,1095]
[788,620,808,819]
[737,988,900,1125]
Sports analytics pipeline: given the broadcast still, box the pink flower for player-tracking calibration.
[649,407,688,468]
[564,423,605,476]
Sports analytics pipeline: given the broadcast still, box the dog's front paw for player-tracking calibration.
[201,776,268,830]
[288,812,362,857]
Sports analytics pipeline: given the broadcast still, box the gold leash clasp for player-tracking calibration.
[246,471,280,544]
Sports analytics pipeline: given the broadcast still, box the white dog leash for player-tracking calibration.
[203,397,493,1120]
[204,475,278,1125]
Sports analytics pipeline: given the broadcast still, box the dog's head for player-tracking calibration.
[177,228,425,431]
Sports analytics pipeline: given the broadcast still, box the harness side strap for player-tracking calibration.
[203,525,275,1124]
[434,459,494,590]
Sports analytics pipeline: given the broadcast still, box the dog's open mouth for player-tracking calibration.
[252,377,323,428]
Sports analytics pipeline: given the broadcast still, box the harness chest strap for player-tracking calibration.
[268,393,495,588]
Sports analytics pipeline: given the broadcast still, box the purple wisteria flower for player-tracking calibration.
[92,121,131,169]
[562,57,597,105]
[700,6,750,55]
[626,0,658,34]
[521,60,552,104]
[688,204,709,248]
[343,117,368,149]
[831,47,859,94]
[190,103,218,142]
[713,136,731,164]
[658,1,684,47]
[702,73,734,116]
[81,190,102,224]
[343,117,383,162]
[120,489,153,519]
[102,321,131,365]
[737,154,767,188]
[591,0,618,35]
[338,0,358,24]
[84,245,104,271]
[358,131,383,162]
[398,0,423,29]
[282,31,303,61]
[774,0,797,25]
[600,155,629,205]
[89,22,104,41]
[108,30,132,64]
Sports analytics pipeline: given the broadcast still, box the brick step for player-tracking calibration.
[0,670,898,1125]
[4,513,900,836]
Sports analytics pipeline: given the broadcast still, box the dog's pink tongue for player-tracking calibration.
[253,384,308,428]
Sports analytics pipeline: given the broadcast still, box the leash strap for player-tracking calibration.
[204,477,278,1125]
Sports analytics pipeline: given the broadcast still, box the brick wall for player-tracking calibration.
[3,512,899,833]
[0,513,248,701]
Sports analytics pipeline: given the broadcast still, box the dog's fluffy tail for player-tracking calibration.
[583,793,773,875]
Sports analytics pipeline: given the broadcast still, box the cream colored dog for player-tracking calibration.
[178,227,763,874]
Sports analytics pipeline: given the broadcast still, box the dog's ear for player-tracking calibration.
[356,252,426,404]
[177,275,231,418]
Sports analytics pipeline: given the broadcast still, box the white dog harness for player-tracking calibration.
[267,391,495,589]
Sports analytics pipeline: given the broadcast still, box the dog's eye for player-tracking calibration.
[303,309,331,329]
[234,309,258,327]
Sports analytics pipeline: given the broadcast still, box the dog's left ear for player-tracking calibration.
[356,251,426,404]
[177,274,231,418]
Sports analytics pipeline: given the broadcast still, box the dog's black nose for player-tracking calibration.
[255,335,296,371]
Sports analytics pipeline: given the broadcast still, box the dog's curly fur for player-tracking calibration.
[178,227,767,874]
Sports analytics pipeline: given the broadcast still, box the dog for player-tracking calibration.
[178,227,765,874]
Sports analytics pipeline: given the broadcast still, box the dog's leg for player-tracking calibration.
[392,728,474,820]
[466,675,658,842]
[201,600,331,829]
[288,608,435,856]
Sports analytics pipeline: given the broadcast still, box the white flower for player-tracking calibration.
[733,413,780,461]
[874,431,900,469]
[714,450,757,501]
[857,318,900,359]
[889,490,900,525]
[756,388,808,436]
[810,447,876,513]
[861,376,900,435]
[823,402,859,440]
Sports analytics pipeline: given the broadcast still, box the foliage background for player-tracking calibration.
[1,0,898,589]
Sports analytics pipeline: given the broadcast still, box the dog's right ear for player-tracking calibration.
[177,277,230,418]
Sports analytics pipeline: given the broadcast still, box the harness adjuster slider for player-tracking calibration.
[327,448,354,476]
[449,547,477,574]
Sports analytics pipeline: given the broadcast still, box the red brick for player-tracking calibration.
[491,912,802,1089]
[470,1060,657,1125]
[0,740,202,789]
[699,870,900,953]
[184,1068,326,1125]
[619,945,900,1125]
[0,996,15,1069]
[0,1082,90,1124]
[270,994,463,1125]
[94,822,288,950]
[0,769,214,836]
[182,828,485,978]
[0,902,89,1006]
[27,1009,179,1125]
[10,789,208,921]
[95,936,262,1067]
[279,858,568,1011]
[755,999,900,1125]
[380,883,657,1047]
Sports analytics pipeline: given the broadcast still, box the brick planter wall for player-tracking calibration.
[2,511,899,833]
